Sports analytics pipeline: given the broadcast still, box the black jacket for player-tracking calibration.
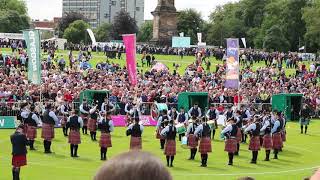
[10,132,28,156]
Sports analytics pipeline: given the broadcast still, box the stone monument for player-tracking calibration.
[151,0,178,46]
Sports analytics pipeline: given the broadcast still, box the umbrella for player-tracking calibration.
[151,63,169,72]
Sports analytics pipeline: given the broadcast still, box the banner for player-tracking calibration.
[23,30,41,85]
[122,34,138,86]
[225,38,240,89]
[112,115,157,127]
[0,116,17,129]
[241,38,247,48]
[197,33,202,43]
[86,29,97,45]
[172,37,191,48]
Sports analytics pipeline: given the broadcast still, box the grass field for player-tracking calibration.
[0,121,319,180]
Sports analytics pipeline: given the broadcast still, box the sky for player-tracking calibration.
[26,0,238,21]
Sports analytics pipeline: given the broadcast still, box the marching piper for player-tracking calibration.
[101,97,116,114]
[186,116,199,160]
[161,119,177,167]
[98,112,114,161]
[206,105,219,140]
[41,104,59,154]
[175,107,188,141]
[60,100,71,136]
[188,103,202,118]
[89,102,99,141]
[126,115,144,150]
[194,117,212,167]
[241,106,251,143]
[221,118,238,166]
[79,99,90,135]
[24,105,40,150]
[234,110,243,155]
[156,110,169,149]
[244,116,261,164]
[67,109,83,158]
[300,104,311,134]
[260,113,273,161]
[11,125,28,180]
[271,112,284,159]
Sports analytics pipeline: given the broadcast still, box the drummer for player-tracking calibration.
[206,105,219,140]
[194,117,212,167]
[156,110,169,149]
[188,103,202,118]
[186,116,199,160]
[176,107,189,141]
[168,107,178,122]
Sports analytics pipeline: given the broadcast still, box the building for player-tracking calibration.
[31,17,61,30]
[62,0,144,28]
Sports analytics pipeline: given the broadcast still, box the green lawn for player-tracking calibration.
[0,121,319,180]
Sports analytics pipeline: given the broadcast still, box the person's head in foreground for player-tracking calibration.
[94,151,172,180]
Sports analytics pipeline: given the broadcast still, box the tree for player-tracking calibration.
[57,12,88,38]
[137,21,153,42]
[0,0,27,14]
[0,10,29,33]
[303,0,320,51]
[63,20,90,44]
[110,11,138,40]
[177,9,204,44]
[94,23,112,42]
[263,25,290,52]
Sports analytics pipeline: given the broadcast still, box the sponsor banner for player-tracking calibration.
[123,34,138,86]
[86,29,97,46]
[197,33,202,43]
[225,38,240,89]
[23,30,41,85]
[112,115,157,127]
[0,33,24,40]
[172,37,191,48]
[0,116,17,128]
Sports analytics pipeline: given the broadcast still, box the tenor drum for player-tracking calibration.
[176,123,186,135]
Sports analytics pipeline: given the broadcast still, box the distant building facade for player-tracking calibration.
[62,0,144,28]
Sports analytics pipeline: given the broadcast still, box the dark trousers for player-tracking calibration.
[212,129,216,140]
[265,150,271,161]
[63,127,68,136]
[12,167,20,180]
[201,154,208,166]
[100,147,107,160]
[82,126,88,134]
[166,156,174,167]
[251,151,258,163]
[70,144,79,157]
[43,140,52,153]
[189,148,197,160]
[228,153,234,165]
[301,125,308,134]
[90,131,97,141]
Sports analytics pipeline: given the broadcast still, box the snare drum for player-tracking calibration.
[176,123,186,135]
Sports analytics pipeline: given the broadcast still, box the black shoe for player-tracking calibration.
[234,152,239,156]
[264,158,270,161]
[73,155,79,158]
[45,151,52,154]
[170,164,173,167]
[228,162,233,166]
[250,161,257,164]
[273,157,278,159]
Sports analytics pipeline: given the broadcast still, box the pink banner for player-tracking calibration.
[123,34,138,86]
[111,115,158,127]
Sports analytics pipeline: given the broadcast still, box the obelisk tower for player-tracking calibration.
[151,0,178,46]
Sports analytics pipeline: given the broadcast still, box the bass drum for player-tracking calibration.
[151,103,168,120]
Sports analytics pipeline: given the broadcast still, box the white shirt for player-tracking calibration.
[221,124,233,135]
[49,111,59,124]
[260,120,270,132]
[244,123,257,133]
[271,120,281,134]
[79,104,89,114]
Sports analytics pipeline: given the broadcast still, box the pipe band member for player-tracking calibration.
[126,117,144,150]
[221,118,238,166]
[194,117,212,167]
[161,119,177,167]
[98,112,114,161]
[41,104,59,154]
[67,109,83,158]
[11,125,28,180]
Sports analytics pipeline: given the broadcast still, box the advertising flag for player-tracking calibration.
[122,34,137,86]
[23,30,41,85]
[225,38,240,89]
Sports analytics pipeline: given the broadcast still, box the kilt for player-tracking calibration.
[156,128,165,139]
[99,133,112,148]
[187,134,198,148]
[23,124,28,135]
[249,136,261,151]
[41,123,55,141]
[272,132,283,149]
[60,117,67,127]
[26,126,37,140]
[130,136,142,150]
[164,140,176,156]
[68,129,81,145]
[88,119,97,132]
[199,137,212,154]
[236,128,242,143]
[81,114,89,126]
[225,138,237,153]
[12,155,27,167]
[262,134,273,150]
[281,130,286,142]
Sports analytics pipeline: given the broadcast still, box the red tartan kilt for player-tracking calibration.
[187,134,198,148]
[281,131,286,142]
[60,117,67,127]
[88,119,97,132]
[81,114,89,126]
[236,128,242,143]
[164,140,176,156]
[272,132,283,149]
[263,134,273,150]
[225,138,237,153]
[199,137,212,154]
[27,126,37,140]
[156,128,165,139]
[41,123,54,141]
[249,136,261,151]
[100,133,112,148]
[130,136,142,150]
[12,155,27,167]
[23,124,28,135]
[68,130,81,145]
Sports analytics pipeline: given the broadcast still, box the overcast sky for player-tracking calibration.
[26,0,238,21]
